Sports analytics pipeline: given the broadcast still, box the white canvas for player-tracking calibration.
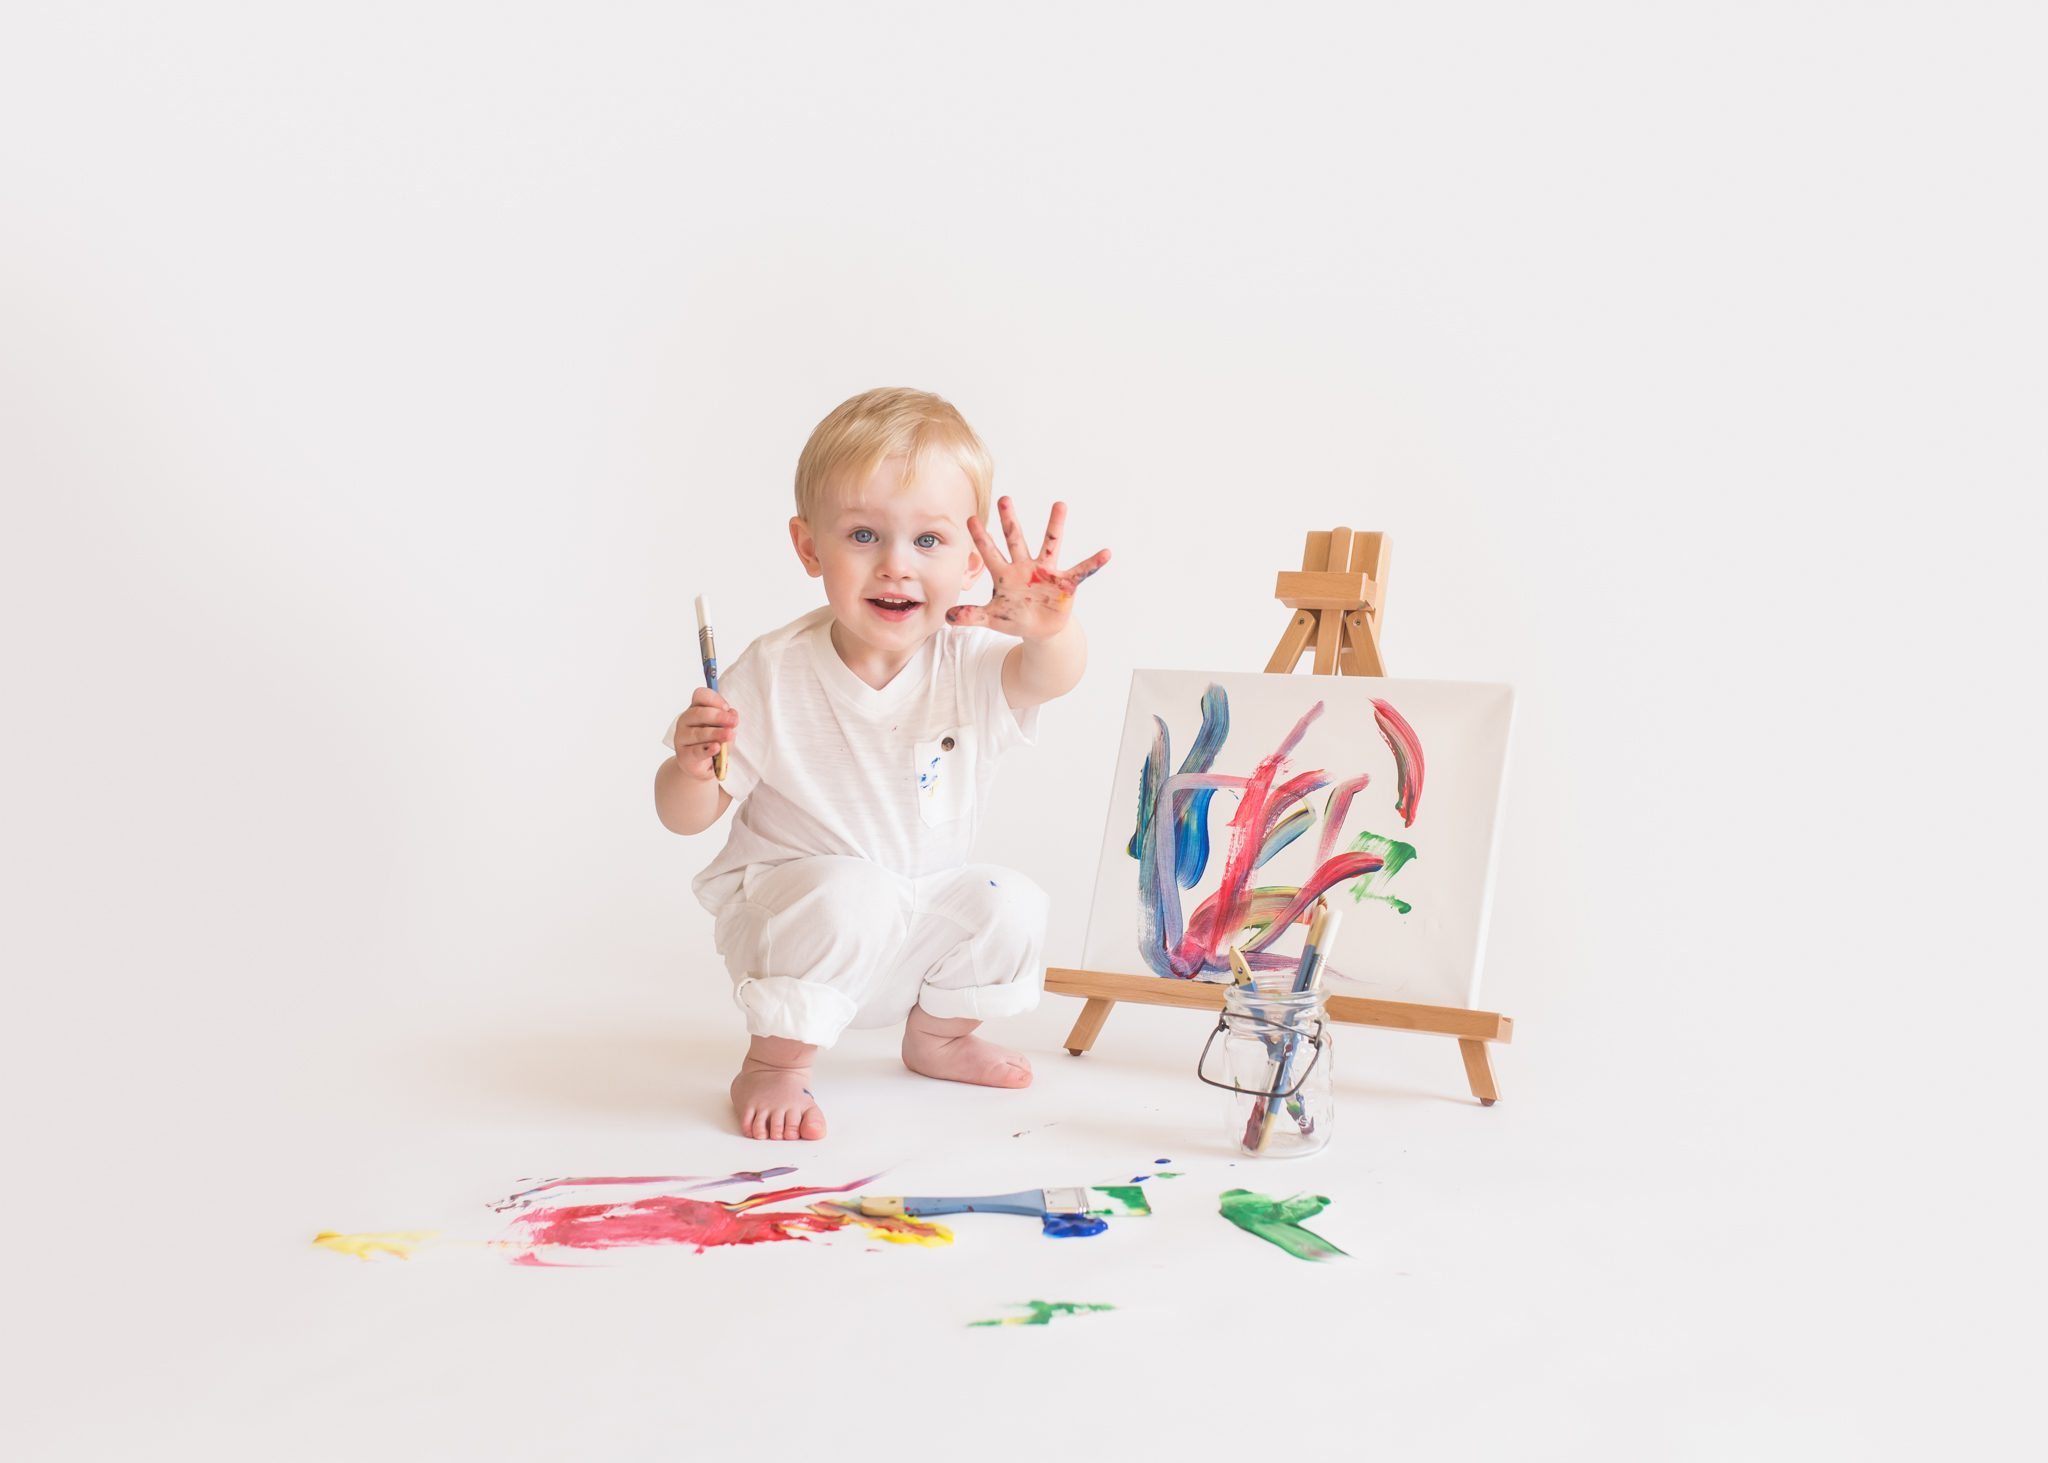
[1080,671,1516,1008]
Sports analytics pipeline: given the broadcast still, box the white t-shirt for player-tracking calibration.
[667,606,1040,911]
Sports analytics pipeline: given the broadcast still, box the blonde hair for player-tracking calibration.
[793,388,993,523]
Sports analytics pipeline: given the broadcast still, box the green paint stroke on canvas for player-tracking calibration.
[1218,1190,1348,1262]
[1345,830,1417,914]
[970,1300,1117,1328]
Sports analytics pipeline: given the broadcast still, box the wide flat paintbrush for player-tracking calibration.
[837,1185,1152,1220]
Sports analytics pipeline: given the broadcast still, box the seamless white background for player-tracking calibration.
[4,3,2040,1459]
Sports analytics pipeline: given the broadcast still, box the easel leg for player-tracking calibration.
[1266,610,1316,673]
[1458,1039,1500,1106]
[1064,998,1116,1056]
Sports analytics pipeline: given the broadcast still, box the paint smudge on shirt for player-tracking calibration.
[970,1300,1117,1327]
[1218,1189,1348,1262]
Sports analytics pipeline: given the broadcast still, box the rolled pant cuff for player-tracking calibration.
[916,977,1043,1023]
[734,977,861,1047]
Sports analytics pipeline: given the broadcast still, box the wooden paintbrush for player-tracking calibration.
[835,1185,1152,1221]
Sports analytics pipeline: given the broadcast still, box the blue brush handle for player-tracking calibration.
[893,1190,1044,1218]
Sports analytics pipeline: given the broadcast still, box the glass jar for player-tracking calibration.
[1198,982,1333,1157]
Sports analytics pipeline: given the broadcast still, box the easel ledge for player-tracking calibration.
[1045,968,1513,1105]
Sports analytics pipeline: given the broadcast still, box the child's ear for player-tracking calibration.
[788,516,823,577]
[963,547,984,586]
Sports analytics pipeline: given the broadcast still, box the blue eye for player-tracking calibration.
[851,528,877,544]
[916,533,940,549]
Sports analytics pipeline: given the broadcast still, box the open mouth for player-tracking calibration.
[867,596,923,619]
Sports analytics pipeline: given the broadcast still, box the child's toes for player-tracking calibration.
[798,1105,827,1140]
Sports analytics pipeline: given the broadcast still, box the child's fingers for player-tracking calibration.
[964,514,1004,568]
[996,495,1032,564]
[1037,500,1067,567]
[1065,547,1111,587]
[945,603,990,628]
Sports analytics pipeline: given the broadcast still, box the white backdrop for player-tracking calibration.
[5,3,2041,1458]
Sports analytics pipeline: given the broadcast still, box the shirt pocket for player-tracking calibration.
[912,726,977,828]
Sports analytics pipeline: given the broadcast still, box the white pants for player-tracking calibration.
[710,856,1049,1047]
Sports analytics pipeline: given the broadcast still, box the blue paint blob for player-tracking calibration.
[1155,1158,1171,1165]
[1041,1213,1109,1239]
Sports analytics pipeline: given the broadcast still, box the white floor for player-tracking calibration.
[17,899,2021,1460]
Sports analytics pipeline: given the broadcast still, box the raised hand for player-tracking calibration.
[945,497,1110,640]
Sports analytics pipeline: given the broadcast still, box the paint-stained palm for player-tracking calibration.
[945,497,1110,639]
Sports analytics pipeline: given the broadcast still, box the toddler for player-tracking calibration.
[655,388,1110,1140]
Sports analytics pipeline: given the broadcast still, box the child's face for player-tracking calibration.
[789,451,986,653]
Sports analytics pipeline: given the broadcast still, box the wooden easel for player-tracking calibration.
[1045,528,1516,1105]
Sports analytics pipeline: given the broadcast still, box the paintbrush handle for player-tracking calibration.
[859,1191,1045,1219]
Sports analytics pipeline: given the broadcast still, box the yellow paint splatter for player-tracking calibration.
[810,1204,953,1247]
[313,1230,439,1261]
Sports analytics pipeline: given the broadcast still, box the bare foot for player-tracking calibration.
[901,1008,1033,1089]
[730,1036,826,1140]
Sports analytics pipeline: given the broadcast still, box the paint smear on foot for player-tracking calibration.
[312,1230,438,1261]
[971,1300,1117,1327]
[1218,1189,1348,1262]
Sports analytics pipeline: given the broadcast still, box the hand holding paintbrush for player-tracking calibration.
[671,594,736,783]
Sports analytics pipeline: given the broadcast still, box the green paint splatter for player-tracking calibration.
[970,1300,1117,1328]
[1090,1185,1150,1215]
[1218,1190,1348,1262]
[1345,830,1417,914]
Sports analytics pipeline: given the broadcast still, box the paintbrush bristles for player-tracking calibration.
[1304,897,1330,949]
[1308,905,1343,989]
[694,593,712,630]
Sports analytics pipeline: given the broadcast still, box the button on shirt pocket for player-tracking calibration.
[912,727,976,828]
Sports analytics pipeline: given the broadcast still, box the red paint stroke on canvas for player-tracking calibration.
[1370,699,1423,825]
[1134,691,1421,979]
